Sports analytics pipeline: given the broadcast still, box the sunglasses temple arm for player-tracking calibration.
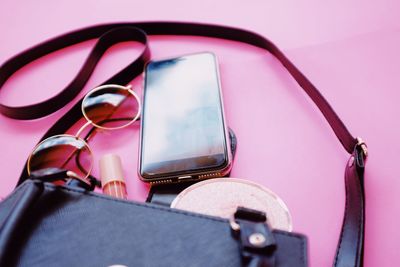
[29,169,69,182]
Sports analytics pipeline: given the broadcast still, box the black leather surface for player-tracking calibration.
[0,180,307,267]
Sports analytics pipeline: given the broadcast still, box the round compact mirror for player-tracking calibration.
[171,178,293,231]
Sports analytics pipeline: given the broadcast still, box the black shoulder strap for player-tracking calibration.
[0,22,366,267]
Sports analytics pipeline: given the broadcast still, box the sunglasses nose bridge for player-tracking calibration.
[75,120,93,138]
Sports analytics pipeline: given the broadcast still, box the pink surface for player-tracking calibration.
[1,1,399,266]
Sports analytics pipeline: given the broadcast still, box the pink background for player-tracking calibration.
[1,1,399,266]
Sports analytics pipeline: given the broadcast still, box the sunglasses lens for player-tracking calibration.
[82,85,140,129]
[28,135,92,180]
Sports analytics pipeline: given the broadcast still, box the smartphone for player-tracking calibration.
[139,52,232,184]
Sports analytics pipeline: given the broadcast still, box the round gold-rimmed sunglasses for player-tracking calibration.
[27,84,141,186]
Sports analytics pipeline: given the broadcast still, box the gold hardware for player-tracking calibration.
[149,179,173,185]
[198,172,221,179]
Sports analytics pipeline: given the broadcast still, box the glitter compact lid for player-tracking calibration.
[171,178,293,231]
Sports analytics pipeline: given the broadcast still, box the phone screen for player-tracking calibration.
[140,53,228,178]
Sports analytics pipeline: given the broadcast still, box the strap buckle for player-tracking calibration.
[356,137,368,159]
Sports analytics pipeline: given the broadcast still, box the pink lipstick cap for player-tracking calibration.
[99,154,125,185]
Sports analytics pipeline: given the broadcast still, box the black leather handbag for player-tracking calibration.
[0,22,366,267]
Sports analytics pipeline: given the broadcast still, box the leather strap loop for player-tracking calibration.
[0,26,149,119]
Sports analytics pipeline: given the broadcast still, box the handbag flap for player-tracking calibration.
[0,180,307,267]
